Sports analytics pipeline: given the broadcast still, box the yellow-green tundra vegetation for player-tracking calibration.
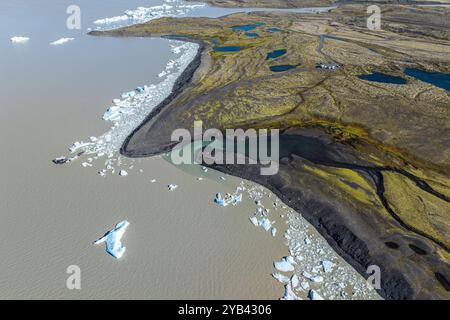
[94,4,450,299]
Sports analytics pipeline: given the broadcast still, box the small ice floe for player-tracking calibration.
[274,258,295,272]
[308,289,324,300]
[271,228,277,237]
[322,260,334,273]
[119,170,128,176]
[10,36,29,43]
[69,141,93,153]
[82,162,92,168]
[197,177,203,181]
[53,153,83,165]
[272,273,290,283]
[150,179,157,183]
[202,166,208,173]
[94,220,130,259]
[50,37,74,45]
[168,184,178,191]
[249,215,274,232]
[281,283,300,300]
[214,192,242,207]
[302,271,323,283]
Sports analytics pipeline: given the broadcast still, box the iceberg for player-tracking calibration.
[281,283,300,300]
[214,192,242,206]
[94,220,130,259]
[291,274,299,288]
[271,227,277,237]
[249,216,259,226]
[308,289,324,300]
[322,260,334,273]
[10,36,29,43]
[119,170,128,176]
[272,273,290,283]
[168,184,178,191]
[50,37,74,45]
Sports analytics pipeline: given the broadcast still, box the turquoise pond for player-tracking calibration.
[244,33,259,37]
[266,49,287,60]
[358,72,406,84]
[270,65,296,72]
[231,22,265,31]
[267,28,282,32]
[213,46,241,52]
[404,68,450,92]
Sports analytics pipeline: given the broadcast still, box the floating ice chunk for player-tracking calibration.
[291,274,299,288]
[249,216,259,226]
[202,166,208,173]
[272,273,290,283]
[300,281,310,290]
[168,184,178,191]
[53,156,70,164]
[119,170,128,176]
[10,36,29,43]
[285,256,296,265]
[135,86,145,93]
[274,259,295,272]
[308,289,324,300]
[271,228,277,237]
[69,141,93,153]
[259,217,272,231]
[150,179,157,183]
[322,260,334,273]
[281,283,300,300]
[94,15,129,25]
[94,220,130,259]
[50,37,74,45]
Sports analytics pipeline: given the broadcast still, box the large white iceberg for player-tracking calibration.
[94,220,130,259]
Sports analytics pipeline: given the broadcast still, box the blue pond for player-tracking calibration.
[244,33,259,37]
[267,27,282,32]
[213,46,241,52]
[270,65,296,72]
[211,38,220,45]
[231,22,265,31]
[404,68,450,92]
[267,49,287,60]
[358,72,406,84]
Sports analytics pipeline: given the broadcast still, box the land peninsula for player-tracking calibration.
[91,3,450,299]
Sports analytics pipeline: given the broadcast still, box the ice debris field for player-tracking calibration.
[94,220,130,259]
